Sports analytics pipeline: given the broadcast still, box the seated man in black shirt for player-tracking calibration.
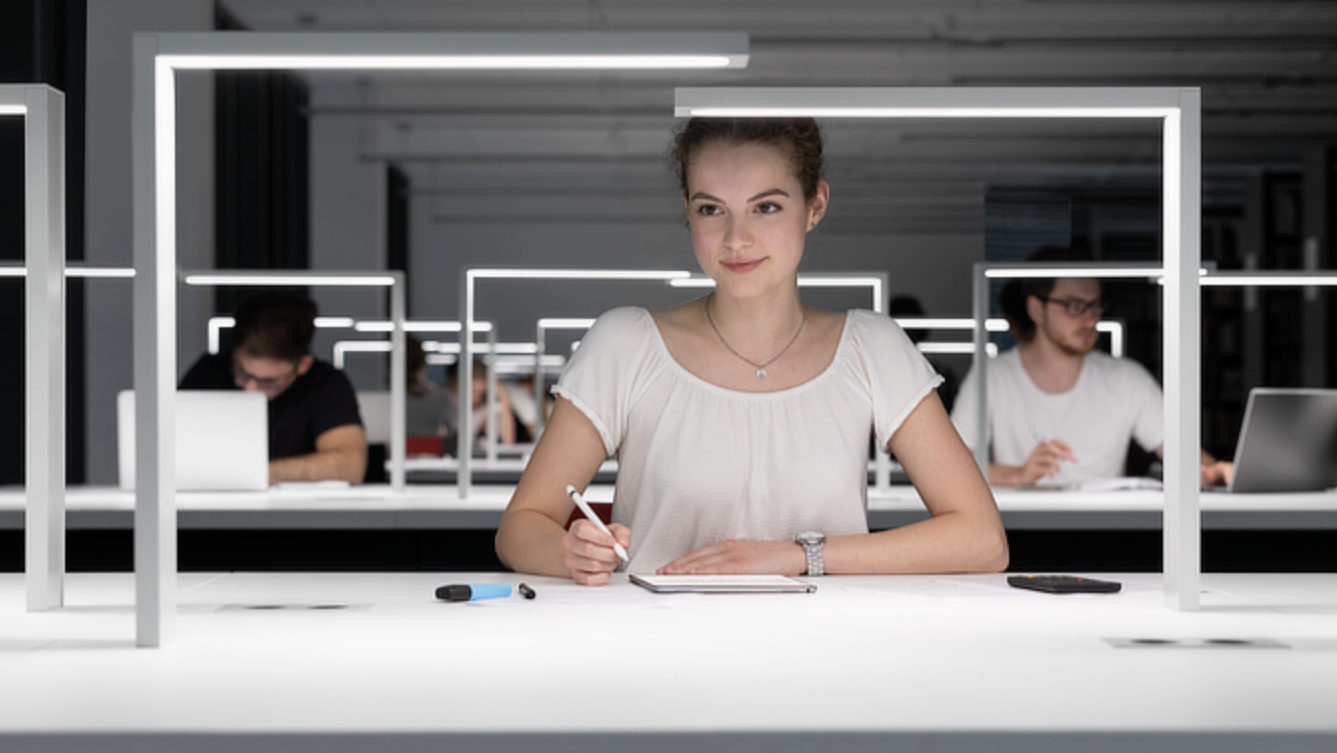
[180,293,368,485]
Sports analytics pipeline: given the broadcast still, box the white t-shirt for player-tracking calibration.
[950,348,1164,483]
[553,307,941,573]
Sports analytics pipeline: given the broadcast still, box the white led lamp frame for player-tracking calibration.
[2,84,64,613]
[971,261,1171,473]
[332,322,501,463]
[533,318,597,437]
[895,317,1124,359]
[181,269,407,497]
[461,269,698,496]
[135,32,747,647]
[676,86,1202,611]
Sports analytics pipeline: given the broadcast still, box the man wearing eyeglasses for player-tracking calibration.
[180,293,368,485]
[951,246,1230,488]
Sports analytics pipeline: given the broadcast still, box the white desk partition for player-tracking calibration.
[2,84,64,612]
[676,86,1202,611]
[533,318,596,436]
[461,269,695,496]
[182,270,407,494]
[895,317,1123,359]
[208,314,355,355]
[135,32,748,647]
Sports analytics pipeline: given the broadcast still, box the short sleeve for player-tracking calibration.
[850,311,944,450]
[1124,360,1165,452]
[551,307,652,457]
[308,363,363,437]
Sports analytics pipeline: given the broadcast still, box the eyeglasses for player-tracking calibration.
[1040,296,1103,319]
[232,358,299,391]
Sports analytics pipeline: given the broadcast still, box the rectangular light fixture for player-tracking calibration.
[183,273,396,286]
[674,87,1177,119]
[473,269,693,281]
[134,30,748,648]
[353,320,493,333]
[538,318,599,329]
[1200,274,1337,286]
[984,267,1165,279]
[0,265,136,278]
[673,85,1202,612]
[156,32,747,71]
[0,105,26,115]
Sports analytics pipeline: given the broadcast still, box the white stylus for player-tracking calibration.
[566,484,629,564]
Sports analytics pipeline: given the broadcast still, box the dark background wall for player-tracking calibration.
[0,0,87,485]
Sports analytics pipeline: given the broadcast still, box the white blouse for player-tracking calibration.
[553,307,941,573]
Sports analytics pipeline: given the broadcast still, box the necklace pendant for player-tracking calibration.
[756,368,767,379]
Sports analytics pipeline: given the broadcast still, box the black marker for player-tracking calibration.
[518,582,537,600]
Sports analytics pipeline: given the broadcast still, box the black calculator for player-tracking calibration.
[1007,575,1122,594]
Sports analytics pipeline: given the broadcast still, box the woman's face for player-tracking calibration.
[683,141,828,301]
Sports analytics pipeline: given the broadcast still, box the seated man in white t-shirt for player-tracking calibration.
[951,247,1232,487]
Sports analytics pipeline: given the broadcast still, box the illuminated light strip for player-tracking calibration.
[425,353,567,367]
[472,269,692,281]
[684,107,1176,119]
[332,341,391,369]
[537,318,598,329]
[354,320,493,333]
[984,267,1164,279]
[208,315,355,354]
[163,54,737,70]
[897,319,1123,357]
[1199,275,1337,286]
[896,317,1011,332]
[429,342,541,355]
[0,266,136,278]
[0,104,27,115]
[184,274,396,286]
[918,342,999,357]
[206,317,235,355]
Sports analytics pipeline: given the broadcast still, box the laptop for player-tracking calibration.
[1228,388,1337,493]
[117,390,269,491]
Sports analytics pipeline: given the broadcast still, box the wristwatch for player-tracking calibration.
[794,530,826,576]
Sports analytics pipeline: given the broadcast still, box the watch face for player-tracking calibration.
[796,530,824,545]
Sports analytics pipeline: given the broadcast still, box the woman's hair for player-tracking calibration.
[669,117,826,202]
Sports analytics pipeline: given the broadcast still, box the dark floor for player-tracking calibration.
[3,529,1335,573]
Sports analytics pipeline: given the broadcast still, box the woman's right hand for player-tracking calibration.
[562,520,631,586]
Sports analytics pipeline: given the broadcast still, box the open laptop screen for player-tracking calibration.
[117,390,269,491]
[1229,388,1337,493]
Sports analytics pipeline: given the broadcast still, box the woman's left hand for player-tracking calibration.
[657,539,806,576]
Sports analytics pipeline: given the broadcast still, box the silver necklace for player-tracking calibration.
[705,294,807,379]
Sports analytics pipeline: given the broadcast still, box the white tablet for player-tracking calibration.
[629,574,817,594]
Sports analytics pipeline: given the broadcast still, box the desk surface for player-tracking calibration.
[2,572,1336,752]
[5,484,1337,531]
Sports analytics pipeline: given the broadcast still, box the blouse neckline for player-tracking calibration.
[639,307,855,399]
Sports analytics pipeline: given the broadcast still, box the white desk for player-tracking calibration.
[4,484,1337,531]
[1,571,1335,752]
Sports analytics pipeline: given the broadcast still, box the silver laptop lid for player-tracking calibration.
[117,390,269,491]
[1228,388,1337,494]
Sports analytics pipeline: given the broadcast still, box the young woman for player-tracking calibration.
[495,118,1008,585]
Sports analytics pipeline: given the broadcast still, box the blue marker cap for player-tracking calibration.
[435,583,512,602]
